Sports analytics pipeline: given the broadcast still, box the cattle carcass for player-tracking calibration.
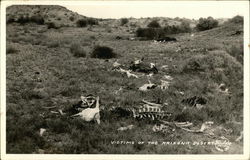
[71,96,101,124]
[129,59,158,74]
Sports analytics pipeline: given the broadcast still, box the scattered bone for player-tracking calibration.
[71,96,101,124]
[159,120,214,133]
[164,75,173,81]
[196,104,205,110]
[214,136,231,152]
[142,99,162,108]
[115,87,123,95]
[39,128,46,136]
[159,80,170,90]
[81,95,96,107]
[218,83,230,94]
[117,68,139,78]
[147,73,154,77]
[42,106,57,109]
[200,121,214,132]
[113,61,121,68]
[139,83,157,91]
[58,109,65,115]
[179,91,185,95]
[161,65,168,69]
[152,123,175,134]
[117,125,134,131]
[175,122,193,128]
[235,131,243,142]
[50,111,59,114]
[126,70,139,78]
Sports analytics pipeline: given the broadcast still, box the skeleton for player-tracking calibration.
[71,96,101,124]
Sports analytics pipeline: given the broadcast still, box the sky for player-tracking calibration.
[64,1,248,19]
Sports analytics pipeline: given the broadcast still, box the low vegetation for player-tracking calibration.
[76,18,98,27]
[5,5,243,154]
[196,17,218,31]
[7,14,45,25]
[90,46,117,59]
[120,18,129,26]
[228,15,243,24]
[70,43,86,57]
[147,20,161,28]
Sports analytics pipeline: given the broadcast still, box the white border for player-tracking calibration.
[1,1,249,160]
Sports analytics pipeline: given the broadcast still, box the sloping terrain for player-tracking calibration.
[6,5,243,154]
[6,5,86,27]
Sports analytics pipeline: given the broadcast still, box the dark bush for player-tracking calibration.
[87,18,98,25]
[70,43,86,57]
[136,27,164,40]
[121,18,129,26]
[91,46,117,59]
[30,15,44,25]
[196,17,218,31]
[47,22,56,29]
[179,21,191,33]
[6,15,15,24]
[47,41,60,48]
[76,19,88,27]
[6,44,18,54]
[69,16,75,21]
[16,15,30,24]
[147,20,161,28]
[229,15,243,24]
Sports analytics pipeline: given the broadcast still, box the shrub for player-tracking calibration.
[121,18,129,26]
[46,22,59,29]
[6,44,18,54]
[87,18,98,25]
[47,41,60,48]
[6,15,15,24]
[91,46,117,59]
[147,20,161,28]
[136,27,164,40]
[226,44,243,64]
[70,43,86,57]
[179,21,191,33]
[196,17,218,31]
[182,50,243,84]
[16,15,30,24]
[69,16,75,21]
[76,19,87,27]
[30,15,44,25]
[229,15,243,24]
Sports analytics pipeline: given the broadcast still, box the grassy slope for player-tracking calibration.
[6,17,243,154]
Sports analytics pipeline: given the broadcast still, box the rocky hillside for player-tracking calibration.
[6,5,87,27]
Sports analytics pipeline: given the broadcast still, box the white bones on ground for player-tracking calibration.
[71,96,101,124]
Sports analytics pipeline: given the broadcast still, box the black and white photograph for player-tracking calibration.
[0,0,249,159]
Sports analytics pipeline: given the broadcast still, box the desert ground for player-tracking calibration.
[6,5,243,154]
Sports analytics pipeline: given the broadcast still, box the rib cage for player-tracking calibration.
[110,104,170,120]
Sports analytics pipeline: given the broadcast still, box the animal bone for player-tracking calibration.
[235,131,243,142]
[160,80,170,90]
[142,99,162,107]
[117,125,134,131]
[113,61,121,68]
[71,96,101,124]
[139,83,157,91]
[39,128,46,136]
[164,75,173,81]
[126,70,138,78]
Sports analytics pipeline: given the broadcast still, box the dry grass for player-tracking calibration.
[6,17,243,154]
